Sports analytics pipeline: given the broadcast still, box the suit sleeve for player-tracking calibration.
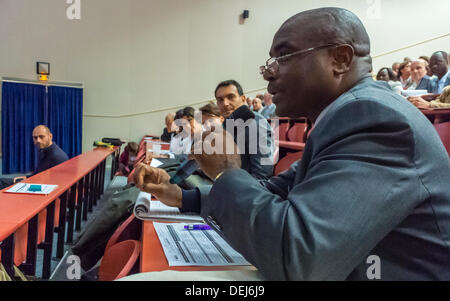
[200,101,425,280]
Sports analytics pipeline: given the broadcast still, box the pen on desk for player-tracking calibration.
[16,183,27,192]
[184,224,211,230]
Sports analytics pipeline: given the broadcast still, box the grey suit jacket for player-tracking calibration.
[198,77,450,280]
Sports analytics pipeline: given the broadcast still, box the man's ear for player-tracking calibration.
[240,95,247,104]
[331,44,354,76]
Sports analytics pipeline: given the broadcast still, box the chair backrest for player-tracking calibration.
[287,122,307,143]
[105,214,142,251]
[434,122,450,156]
[276,122,290,142]
[99,240,141,281]
[274,151,303,176]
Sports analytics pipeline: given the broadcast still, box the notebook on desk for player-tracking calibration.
[133,191,203,222]
[6,183,58,195]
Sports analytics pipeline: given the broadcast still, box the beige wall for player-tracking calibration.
[1,0,449,154]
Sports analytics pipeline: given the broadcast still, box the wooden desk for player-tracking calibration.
[140,221,256,274]
[0,147,120,279]
[420,108,450,124]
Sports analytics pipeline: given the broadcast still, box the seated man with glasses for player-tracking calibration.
[135,7,450,280]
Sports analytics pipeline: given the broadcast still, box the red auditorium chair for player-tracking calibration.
[272,121,290,142]
[434,122,450,156]
[98,240,141,281]
[278,122,307,151]
[274,151,303,175]
[105,214,141,251]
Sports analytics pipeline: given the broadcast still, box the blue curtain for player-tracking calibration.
[48,86,83,159]
[1,82,83,174]
[2,82,46,174]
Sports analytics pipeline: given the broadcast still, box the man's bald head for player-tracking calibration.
[33,125,51,134]
[32,125,53,149]
[278,7,371,58]
[266,8,372,121]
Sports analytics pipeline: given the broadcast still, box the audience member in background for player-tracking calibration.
[170,107,198,159]
[409,59,430,90]
[33,125,69,175]
[246,97,254,110]
[376,67,402,94]
[419,55,432,76]
[391,62,400,78]
[261,92,277,119]
[252,97,264,114]
[119,141,139,176]
[160,112,176,143]
[255,94,265,103]
[398,61,412,89]
[410,51,450,97]
[199,102,224,130]
[427,51,450,93]
[214,80,274,179]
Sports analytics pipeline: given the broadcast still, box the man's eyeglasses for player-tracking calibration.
[259,44,343,79]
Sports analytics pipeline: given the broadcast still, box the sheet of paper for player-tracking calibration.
[150,158,164,167]
[134,192,203,222]
[153,222,251,267]
[6,183,58,195]
[401,89,428,97]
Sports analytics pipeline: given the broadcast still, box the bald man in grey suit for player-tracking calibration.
[135,8,450,280]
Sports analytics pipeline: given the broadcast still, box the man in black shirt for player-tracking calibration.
[32,125,69,174]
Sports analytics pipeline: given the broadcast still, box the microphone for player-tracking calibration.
[169,159,199,185]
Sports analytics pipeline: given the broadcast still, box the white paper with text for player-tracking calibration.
[153,222,251,267]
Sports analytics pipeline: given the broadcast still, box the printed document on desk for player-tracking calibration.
[134,191,203,222]
[153,222,251,267]
[6,183,58,195]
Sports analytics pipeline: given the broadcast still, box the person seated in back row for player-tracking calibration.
[160,112,176,143]
[375,67,402,95]
[119,141,139,176]
[32,125,69,175]
[252,97,264,114]
[199,102,224,130]
[407,51,450,108]
[408,59,430,90]
[261,93,277,119]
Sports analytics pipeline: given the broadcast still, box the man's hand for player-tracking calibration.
[189,129,241,180]
[134,163,182,208]
[407,96,431,109]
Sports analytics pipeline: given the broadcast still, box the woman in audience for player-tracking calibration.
[376,67,403,95]
[199,102,224,131]
[160,112,176,143]
[170,107,201,159]
[119,141,139,176]
[398,61,412,89]
[391,62,400,78]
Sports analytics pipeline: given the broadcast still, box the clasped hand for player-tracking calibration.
[134,129,241,207]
